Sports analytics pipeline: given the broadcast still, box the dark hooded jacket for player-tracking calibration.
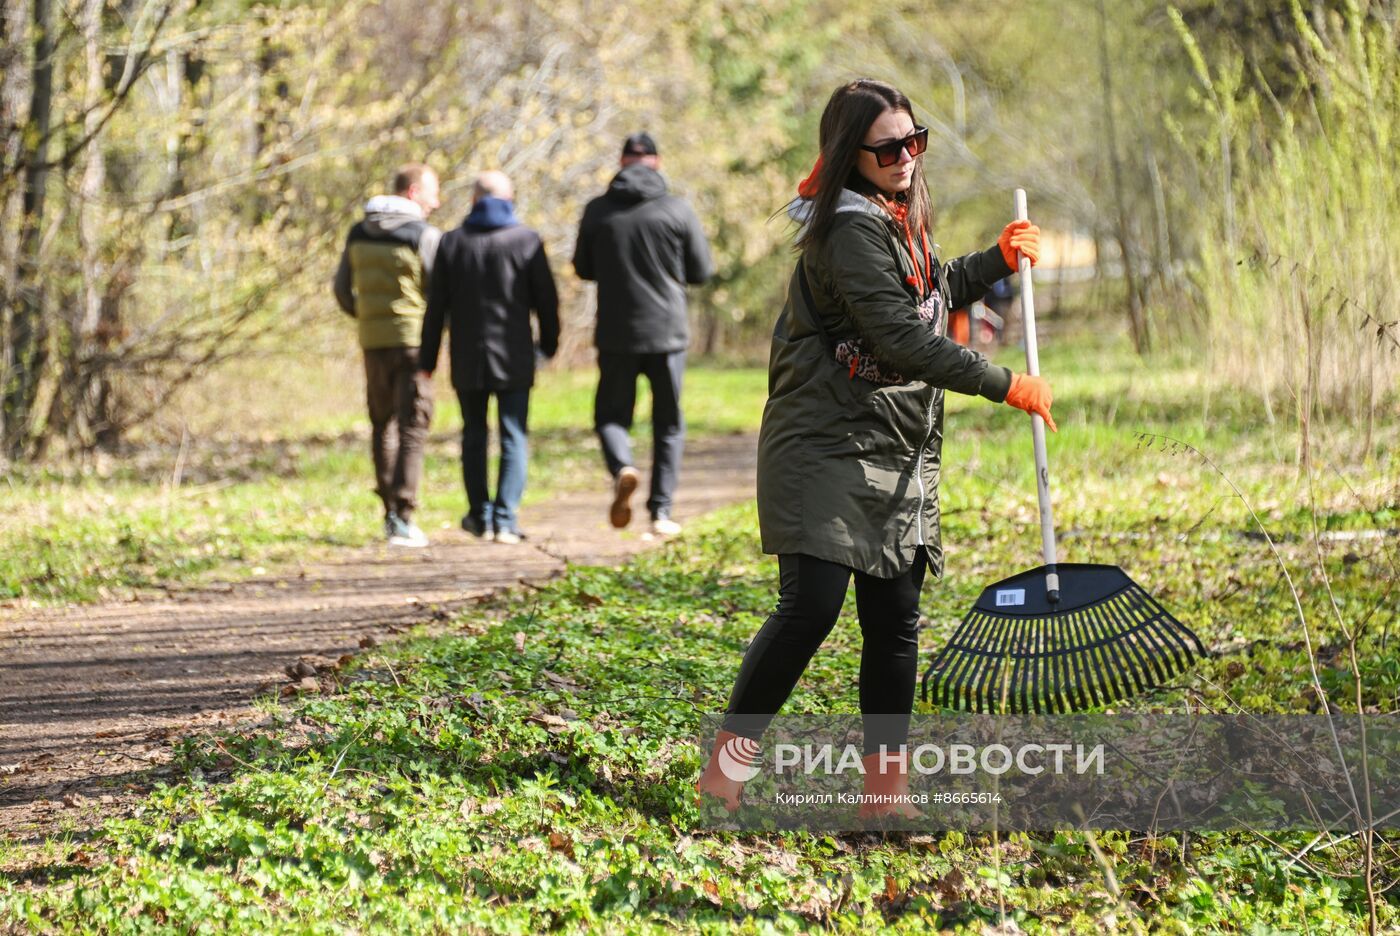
[420,197,560,391]
[573,164,713,354]
[756,190,1015,579]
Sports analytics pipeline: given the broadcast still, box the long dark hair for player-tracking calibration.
[795,79,932,251]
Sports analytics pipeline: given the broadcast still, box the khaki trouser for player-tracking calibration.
[363,346,434,520]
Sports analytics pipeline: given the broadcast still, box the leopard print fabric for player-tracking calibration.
[832,286,946,386]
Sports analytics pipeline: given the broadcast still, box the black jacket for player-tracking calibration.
[573,165,713,354]
[421,202,560,391]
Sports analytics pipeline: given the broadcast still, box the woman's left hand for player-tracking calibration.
[998,220,1041,269]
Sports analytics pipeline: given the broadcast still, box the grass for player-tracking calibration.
[2,317,1396,932]
[0,362,769,605]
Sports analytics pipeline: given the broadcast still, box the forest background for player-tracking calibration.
[1,0,1396,460]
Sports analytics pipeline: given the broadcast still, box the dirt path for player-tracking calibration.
[0,433,757,837]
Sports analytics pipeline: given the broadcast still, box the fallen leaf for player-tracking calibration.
[935,868,966,903]
[286,659,318,680]
[460,692,487,717]
[540,669,581,691]
[528,713,569,733]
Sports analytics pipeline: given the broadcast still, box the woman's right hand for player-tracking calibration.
[1005,373,1057,432]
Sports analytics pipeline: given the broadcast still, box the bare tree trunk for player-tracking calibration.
[247,13,288,226]
[1096,0,1149,353]
[1145,137,1172,297]
[3,0,55,458]
[0,0,28,366]
[74,0,114,451]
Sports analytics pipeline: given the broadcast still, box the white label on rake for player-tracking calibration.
[995,589,1026,607]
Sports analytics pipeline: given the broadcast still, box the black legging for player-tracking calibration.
[721,552,926,755]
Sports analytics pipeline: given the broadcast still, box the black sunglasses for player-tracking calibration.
[859,127,929,168]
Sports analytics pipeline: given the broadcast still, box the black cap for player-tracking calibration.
[621,132,658,157]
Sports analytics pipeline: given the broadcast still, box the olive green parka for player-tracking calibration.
[756,190,1015,579]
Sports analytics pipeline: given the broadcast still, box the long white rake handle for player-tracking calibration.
[1014,188,1060,604]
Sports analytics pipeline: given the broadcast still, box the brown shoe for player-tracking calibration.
[609,466,640,529]
[857,750,923,821]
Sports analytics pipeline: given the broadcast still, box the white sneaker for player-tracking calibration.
[650,516,682,537]
[493,529,523,545]
[387,515,429,548]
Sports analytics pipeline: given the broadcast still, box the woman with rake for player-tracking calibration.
[695,79,1054,819]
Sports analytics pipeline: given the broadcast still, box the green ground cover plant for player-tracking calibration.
[3,324,1395,932]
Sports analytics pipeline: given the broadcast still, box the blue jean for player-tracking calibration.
[458,387,530,534]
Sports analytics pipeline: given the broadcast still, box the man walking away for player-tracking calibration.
[573,132,713,536]
[333,162,442,548]
[419,171,559,545]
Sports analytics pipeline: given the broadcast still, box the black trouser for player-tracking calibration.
[721,552,926,756]
[594,350,685,518]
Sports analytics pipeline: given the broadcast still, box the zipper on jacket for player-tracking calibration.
[914,249,950,549]
[914,392,935,546]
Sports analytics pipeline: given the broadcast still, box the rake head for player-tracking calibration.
[921,563,1208,713]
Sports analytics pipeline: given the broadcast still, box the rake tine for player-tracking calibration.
[1106,597,1160,696]
[1099,593,1157,690]
[960,610,1004,702]
[1056,613,1085,713]
[1117,592,1175,688]
[1113,594,1173,692]
[930,614,973,709]
[1064,608,1100,710]
[922,627,958,705]
[926,607,982,706]
[1024,615,1047,710]
[987,610,1023,712]
[1051,614,1077,713]
[991,618,1017,714]
[1085,601,1137,702]
[1013,618,1036,714]
[944,611,988,710]
[968,610,1014,713]
[1134,599,1194,679]
[1058,601,1103,705]
[1135,584,1206,664]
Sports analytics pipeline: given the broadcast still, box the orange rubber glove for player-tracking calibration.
[998,220,1041,269]
[1005,373,1057,432]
